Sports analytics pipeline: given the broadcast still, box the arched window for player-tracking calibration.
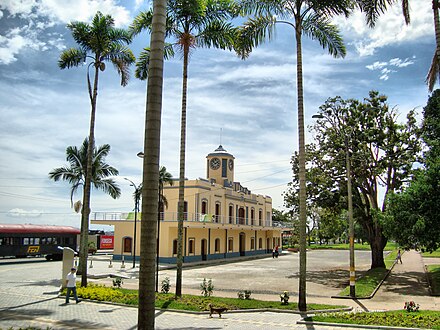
[201,200,208,214]
[215,238,220,253]
[123,237,132,253]
[172,239,178,255]
[228,204,234,224]
[215,202,221,223]
[251,208,255,225]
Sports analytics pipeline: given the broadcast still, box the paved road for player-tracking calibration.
[0,250,438,329]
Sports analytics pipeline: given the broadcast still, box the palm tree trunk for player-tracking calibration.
[79,63,100,287]
[138,1,167,328]
[175,40,189,298]
[295,15,307,312]
[434,0,440,83]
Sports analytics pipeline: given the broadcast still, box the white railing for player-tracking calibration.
[92,211,274,227]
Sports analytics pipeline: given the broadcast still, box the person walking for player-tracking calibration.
[65,267,80,304]
[396,249,403,264]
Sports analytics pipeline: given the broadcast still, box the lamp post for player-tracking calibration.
[124,178,140,268]
[313,114,355,297]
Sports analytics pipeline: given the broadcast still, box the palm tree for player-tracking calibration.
[130,0,237,297]
[59,11,135,287]
[236,0,350,311]
[49,138,121,207]
[136,0,167,328]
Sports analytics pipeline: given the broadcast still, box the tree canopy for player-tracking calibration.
[385,89,440,252]
[284,91,421,268]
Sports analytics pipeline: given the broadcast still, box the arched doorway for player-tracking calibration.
[239,232,245,256]
[238,207,245,225]
[266,238,271,253]
[201,239,207,261]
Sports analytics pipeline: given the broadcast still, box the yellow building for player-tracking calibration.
[92,145,282,263]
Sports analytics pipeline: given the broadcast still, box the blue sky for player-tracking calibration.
[0,0,435,230]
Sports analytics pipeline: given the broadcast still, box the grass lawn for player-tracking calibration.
[422,249,440,258]
[306,241,398,251]
[427,264,440,295]
[305,310,440,329]
[337,249,398,298]
[69,284,347,312]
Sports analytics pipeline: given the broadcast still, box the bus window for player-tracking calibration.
[23,238,29,245]
[34,238,40,245]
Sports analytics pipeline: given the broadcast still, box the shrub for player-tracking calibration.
[161,277,171,294]
[112,276,123,288]
[404,301,419,312]
[200,278,214,297]
[280,291,289,305]
[237,290,252,300]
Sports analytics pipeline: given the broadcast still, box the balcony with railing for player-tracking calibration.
[92,212,275,228]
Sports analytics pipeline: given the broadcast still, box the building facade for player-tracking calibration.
[92,145,283,263]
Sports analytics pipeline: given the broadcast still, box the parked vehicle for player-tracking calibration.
[0,224,79,260]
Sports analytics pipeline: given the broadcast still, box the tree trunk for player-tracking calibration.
[295,15,307,312]
[137,0,167,328]
[175,38,190,298]
[79,61,100,287]
[367,220,387,269]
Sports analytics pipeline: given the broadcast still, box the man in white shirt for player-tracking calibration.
[65,267,79,304]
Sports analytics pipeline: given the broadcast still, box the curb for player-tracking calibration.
[297,319,428,330]
[56,295,352,315]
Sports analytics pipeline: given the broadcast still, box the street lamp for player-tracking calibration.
[137,152,161,292]
[312,114,356,298]
[124,178,140,268]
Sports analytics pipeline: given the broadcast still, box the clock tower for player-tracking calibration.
[206,145,235,186]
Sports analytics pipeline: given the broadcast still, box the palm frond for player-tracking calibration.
[310,0,354,18]
[235,14,277,59]
[196,20,236,51]
[108,27,133,45]
[135,43,175,80]
[302,13,346,58]
[426,51,439,92]
[58,48,86,69]
[93,178,121,199]
[238,0,292,18]
[67,21,92,49]
[130,10,154,36]
[356,0,398,28]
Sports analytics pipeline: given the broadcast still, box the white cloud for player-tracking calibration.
[0,0,131,65]
[7,208,42,218]
[366,56,415,80]
[335,0,433,56]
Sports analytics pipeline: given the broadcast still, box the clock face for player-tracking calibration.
[228,159,234,170]
[210,157,221,170]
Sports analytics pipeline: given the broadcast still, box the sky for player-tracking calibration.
[0,0,436,231]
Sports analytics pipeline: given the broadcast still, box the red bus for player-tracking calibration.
[0,224,79,260]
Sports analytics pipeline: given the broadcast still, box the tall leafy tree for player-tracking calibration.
[130,0,237,297]
[49,138,121,206]
[235,0,351,311]
[385,89,440,252]
[59,11,135,287]
[136,0,168,328]
[287,91,421,269]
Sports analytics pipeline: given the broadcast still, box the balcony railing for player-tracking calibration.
[92,212,275,227]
